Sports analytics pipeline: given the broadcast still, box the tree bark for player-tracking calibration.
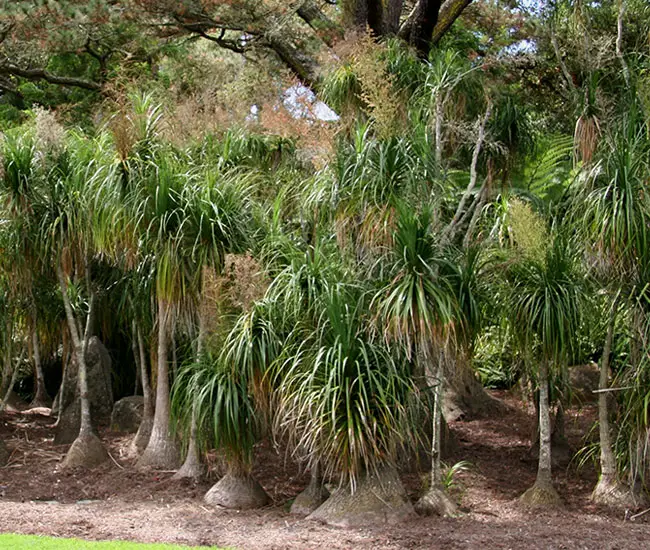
[57,262,108,469]
[30,326,51,407]
[414,350,458,516]
[591,296,637,506]
[137,298,180,469]
[1,348,25,411]
[442,102,492,245]
[132,325,154,455]
[430,0,472,47]
[536,361,552,486]
[616,0,630,87]
[520,360,561,507]
[407,0,443,58]
[175,305,207,479]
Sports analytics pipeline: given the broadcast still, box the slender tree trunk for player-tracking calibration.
[434,94,444,169]
[520,360,561,506]
[415,349,457,516]
[616,0,630,87]
[1,348,25,411]
[132,325,154,454]
[430,356,442,487]
[536,361,552,487]
[462,176,489,247]
[442,102,492,244]
[591,296,636,505]
[137,298,180,469]
[132,324,141,396]
[30,326,50,407]
[175,307,207,479]
[0,322,13,399]
[77,294,96,438]
[57,262,108,468]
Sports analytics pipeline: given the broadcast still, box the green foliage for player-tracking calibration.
[0,533,225,549]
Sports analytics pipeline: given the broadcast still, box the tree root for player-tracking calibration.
[290,476,329,516]
[308,467,415,528]
[204,473,269,510]
[61,432,108,469]
[592,476,644,508]
[415,485,458,517]
[519,481,562,508]
[136,431,180,470]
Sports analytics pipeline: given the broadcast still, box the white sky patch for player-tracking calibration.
[283,84,339,122]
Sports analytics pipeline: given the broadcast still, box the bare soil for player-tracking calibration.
[0,391,648,549]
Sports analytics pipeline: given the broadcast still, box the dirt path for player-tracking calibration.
[0,498,647,549]
[0,391,648,549]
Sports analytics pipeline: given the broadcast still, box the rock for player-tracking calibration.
[84,337,114,421]
[54,401,81,445]
[55,337,114,444]
[110,396,144,433]
[569,363,600,405]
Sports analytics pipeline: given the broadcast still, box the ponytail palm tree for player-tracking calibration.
[373,205,458,516]
[38,132,118,468]
[131,145,255,470]
[278,283,422,527]
[507,232,586,507]
[0,133,51,407]
[578,110,650,505]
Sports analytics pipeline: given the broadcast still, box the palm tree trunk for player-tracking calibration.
[415,349,457,516]
[57,262,108,468]
[1,322,13,399]
[131,324,141,396]
[30,326,50,407]
[520,359,560,506]
[174,307,207,479]
[137,298,180,469]
[591,296,636,505]
[1,348,25,411]
[536,360,552,486]
[132,324,154,454]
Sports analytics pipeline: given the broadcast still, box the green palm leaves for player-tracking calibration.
[507,235,585,364]
[375,206,456,357]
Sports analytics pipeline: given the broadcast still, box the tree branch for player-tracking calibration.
[0,62,102,91]
[297,0,343,46]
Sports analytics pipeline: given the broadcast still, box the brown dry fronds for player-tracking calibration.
[350,33,405,139]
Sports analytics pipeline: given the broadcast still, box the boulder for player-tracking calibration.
[54,337,114,444]
[569,363,600,405]
[111,396,144,433]
[54,401,81,445]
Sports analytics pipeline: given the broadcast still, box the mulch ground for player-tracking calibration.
[0,390,648,549]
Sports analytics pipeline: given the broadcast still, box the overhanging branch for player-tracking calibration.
[0,62,102,91]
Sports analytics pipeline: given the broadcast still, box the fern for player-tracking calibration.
[526,135,574,202]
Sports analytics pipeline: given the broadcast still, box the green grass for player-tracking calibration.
[0,535,228,549]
